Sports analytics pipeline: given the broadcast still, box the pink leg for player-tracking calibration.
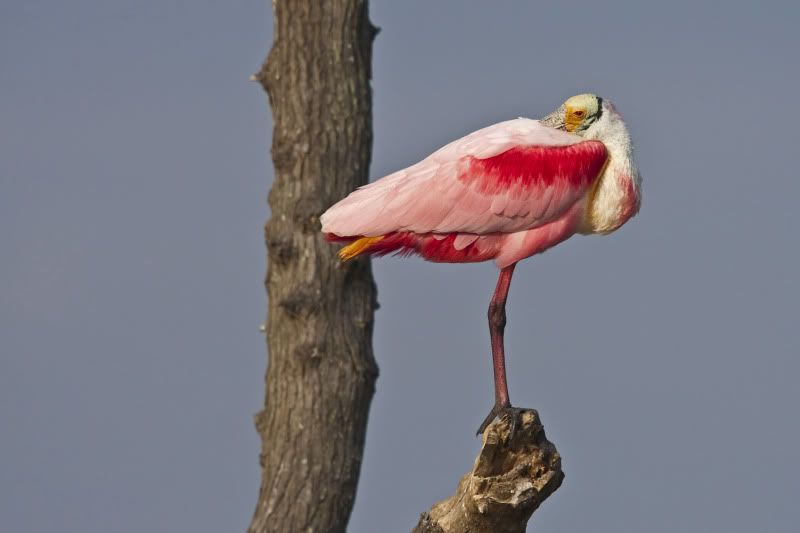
[489,264,515,407]
[477,263,526,436]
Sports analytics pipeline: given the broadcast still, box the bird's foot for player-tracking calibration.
[476,403,527,439]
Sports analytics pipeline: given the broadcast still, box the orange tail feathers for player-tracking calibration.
[338,236,384,261]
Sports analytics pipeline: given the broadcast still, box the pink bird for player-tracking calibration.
[321,94,641,435]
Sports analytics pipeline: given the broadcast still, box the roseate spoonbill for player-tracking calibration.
[321,94,641,435]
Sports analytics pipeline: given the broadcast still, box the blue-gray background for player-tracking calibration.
[2,1,799,531]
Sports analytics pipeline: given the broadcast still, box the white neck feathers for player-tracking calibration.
[581,107,641,234]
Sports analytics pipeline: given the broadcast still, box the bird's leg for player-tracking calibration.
[488,264,515,407]
[477,263,526,437]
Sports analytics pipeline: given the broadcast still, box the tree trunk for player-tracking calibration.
[412,410,564,533]
[249,2,379,532]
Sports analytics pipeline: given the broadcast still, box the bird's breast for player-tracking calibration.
[581,166,640,235]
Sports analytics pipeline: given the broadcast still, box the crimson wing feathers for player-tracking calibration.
[321,118,607,238]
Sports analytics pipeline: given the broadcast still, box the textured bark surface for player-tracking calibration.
[249,2,379,532]
[412,410,564,533]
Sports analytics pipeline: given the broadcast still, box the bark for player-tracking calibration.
[249,2,379,533]
[412,410,564,533]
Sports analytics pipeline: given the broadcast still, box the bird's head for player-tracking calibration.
[541,93,608,136]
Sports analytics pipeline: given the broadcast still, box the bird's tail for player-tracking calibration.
[337,236,384,260]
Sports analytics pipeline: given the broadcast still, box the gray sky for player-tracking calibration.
[2,1,799,532]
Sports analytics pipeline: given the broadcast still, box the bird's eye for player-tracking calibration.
[573,110,585,118]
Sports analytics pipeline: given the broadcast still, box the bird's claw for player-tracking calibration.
[476,404,526,439]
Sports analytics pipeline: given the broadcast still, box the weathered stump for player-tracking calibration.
[413,409,564,533]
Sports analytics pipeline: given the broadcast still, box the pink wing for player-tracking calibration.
[321,118,607,238]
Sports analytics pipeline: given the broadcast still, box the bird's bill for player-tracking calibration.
[540,105,566,131]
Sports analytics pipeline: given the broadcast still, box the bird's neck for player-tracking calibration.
[581,116,641,234]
